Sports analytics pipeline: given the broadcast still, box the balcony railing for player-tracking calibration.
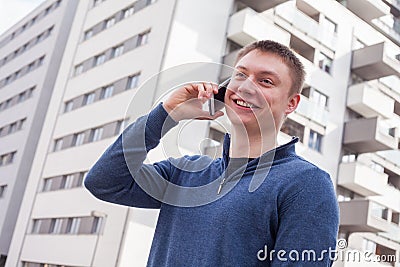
[345,0,390,21]
[296,96,329,127]
[239,0,290,13]
[339,199,391,233]
[337,161,388,196]
[347,81,395,119]
[352,42,400,80]
[343,117,399,153]
[227,8,290,47]
[274,2,337,49]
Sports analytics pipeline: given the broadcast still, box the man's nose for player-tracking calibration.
[237,78,258,96]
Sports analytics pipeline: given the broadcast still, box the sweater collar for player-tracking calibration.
[221,133,299,169]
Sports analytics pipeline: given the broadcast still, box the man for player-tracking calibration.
[85,40,339,266]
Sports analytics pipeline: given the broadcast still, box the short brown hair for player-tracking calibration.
[235,40,305,96]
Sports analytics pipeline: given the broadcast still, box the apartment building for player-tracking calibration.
[0,0,79,265]
[4,0,400,266]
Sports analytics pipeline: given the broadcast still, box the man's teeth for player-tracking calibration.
[236,100,253,108]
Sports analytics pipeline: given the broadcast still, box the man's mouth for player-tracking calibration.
[234,99,257,109]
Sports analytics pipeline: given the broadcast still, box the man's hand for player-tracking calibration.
[163,82,224,122]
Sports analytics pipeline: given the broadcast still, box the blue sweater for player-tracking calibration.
[84,103,339,266]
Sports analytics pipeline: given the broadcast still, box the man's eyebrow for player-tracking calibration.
[236,65,282,83]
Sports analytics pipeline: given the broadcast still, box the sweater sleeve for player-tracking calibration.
[271,170,339,266]
[84,102,178,208]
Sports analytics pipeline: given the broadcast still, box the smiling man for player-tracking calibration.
[84,40,339,266]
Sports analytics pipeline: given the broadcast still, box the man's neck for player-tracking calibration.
[229,127,277,158]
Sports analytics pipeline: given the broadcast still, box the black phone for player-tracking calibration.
[209,78,230,116]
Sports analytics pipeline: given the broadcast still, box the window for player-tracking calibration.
[18,118,26,130]
[44,7,51,15]
[54,0,61,8]
[64,100,73,113]
[137,30,150,46]
[49,218,62,234]
[91,217,103,234]
[21,43,28,53]
[93,0,101,7]
[318,53,332,74]
[90,127,103,142]
[369,161,384,173]
[42,178,52,192]
[104,17,115,29]
[3,152,13,164]
[83,92,96,105]
[72,132,85,146]
[74,64,83,76]
[363,239,376,253]
[392,212,400,224]
[38,56,45,66]
[15,70,21,79]
[28,87,35,98]
[123,6,135,18]
[4,76,11,85]
[342,152,356,163]
[310,89,328,108]
[308,130,322,152]
[388,127,396,137]
[4,99,11,109]
[116,118,130,135]
[66,218,80,234]
[84,29,93,40]
[18,91,27,102]
[31,16,37,26]
[8,123,17,134]
[76,172,87,187]
[112,45,124,58]
[127,73,140,89]
[26,62,34,72]
[61,174,75,189]
[101,85,114,99]
[280,119,305,142]
[0,185,6,198]
[53,138,63,152]
[37,33,45,42]
[94,54,106,66]
[31,219,41,234]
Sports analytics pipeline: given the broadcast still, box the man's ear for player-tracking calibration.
[285,93,300,115]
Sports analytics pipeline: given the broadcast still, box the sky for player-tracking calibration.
[0,0,47,35]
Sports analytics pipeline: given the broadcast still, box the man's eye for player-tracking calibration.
[261,79,273,85]
[235,72,247,78]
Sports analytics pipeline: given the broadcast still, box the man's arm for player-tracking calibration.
[84,103,178,208]
[271,170,339,266]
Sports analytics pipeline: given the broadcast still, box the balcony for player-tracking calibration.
[351,42,400,80]
[382,0,400,16]
[373,16,400,47]
[227,8,290,47]
[344,0,390,21]
[295,96,329,127]
[337,162,388,196]
[220,50,239,80]
[339,199,390,233]
[239,0,289,12]
[347,82,395,119]
[343,117,398,153]
[274,2,338,49]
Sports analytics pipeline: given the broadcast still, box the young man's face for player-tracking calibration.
[224,49,299,135]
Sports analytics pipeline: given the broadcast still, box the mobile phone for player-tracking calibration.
[209,78,230,116]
